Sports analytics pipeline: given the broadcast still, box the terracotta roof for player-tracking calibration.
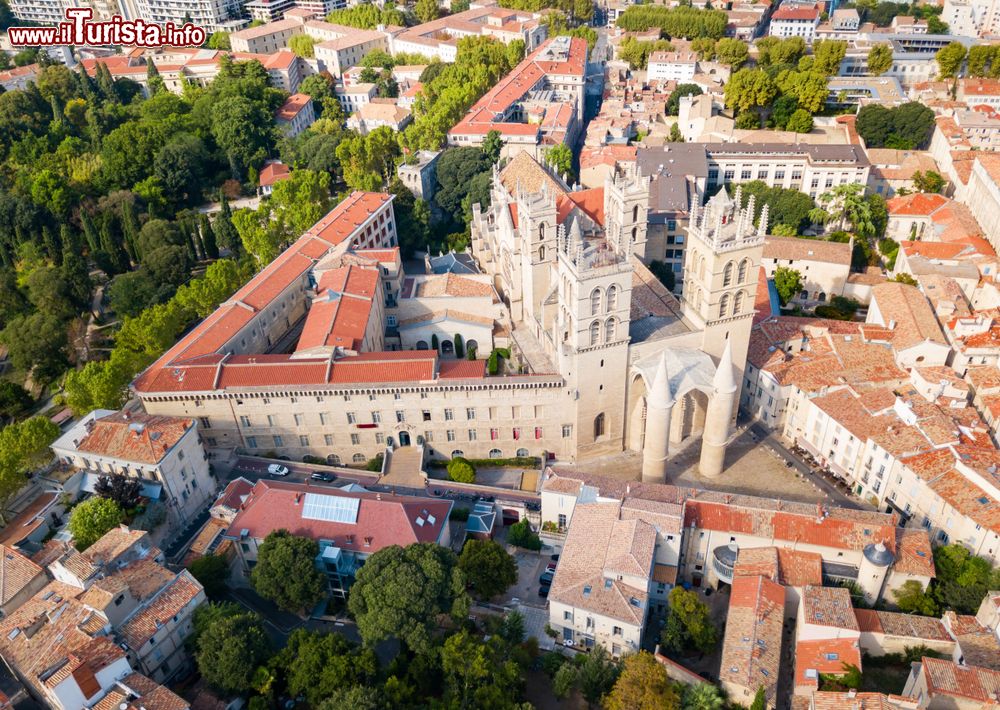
[40,635,125,690]
[212,477,255,514]
[499,151,568,197]
[413,273,494,298]
[853,609,951,642]
[93,673,190,710]
[801,585,859,631]
[775,547,824,587]
[795,638,862,691]
[276,93,312,121]
[0,546,44,607]
[887,192,949,217]
[943,611,1000,669]
[119,570,203,649]
[0,493,58,546]
[224,480,451,552]
[259,162,291,187]
[870,282,948,349]
[893,527,935,578]
[773,6,820,19]
[76,412,193,465]
[918,657,1000,702]
[720,575,784,702]
[805,692,913,709]
[762,236,852,265]
[296,265,379,351]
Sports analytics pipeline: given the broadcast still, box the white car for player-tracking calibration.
[267,464,290,476]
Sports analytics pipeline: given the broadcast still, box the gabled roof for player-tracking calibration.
[75,412,193,465]
[0,546,44,606]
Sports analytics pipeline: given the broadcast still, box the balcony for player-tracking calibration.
[712,544,738,584]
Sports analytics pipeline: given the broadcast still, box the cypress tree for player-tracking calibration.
[99,213,127,274]
[80,211,100,254]
[198,213,219,259]
[41,225,61,264]
[96,63,116,102]
[214,195,241,254]
[120,200,141,262]
[77,64,96,101]
[61,233,92,310]
[49,94,63,125]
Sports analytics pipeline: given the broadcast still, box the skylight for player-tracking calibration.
[302,493,360,524]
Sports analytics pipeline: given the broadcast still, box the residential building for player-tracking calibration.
[854,608,956,658]
[0,64,39,92]
[275,93,316,137]
[769,5,821,42]
[51,409,216,530]
[866,282,951,368]
[760,236,852,305]
[964,154,1000,253]
[259,161,292,197]
[224,480,452,597]
[0,546,48,618]
[447,36,587,160]
[334,82,377,114]
[647,51,699,82]
[229,17,303,53]
[346,101,413,135]
[92,673,190,710]
[902,657,1000,708]
[719,575,784,707]
[391,6,546,63]
[867,149,940,197]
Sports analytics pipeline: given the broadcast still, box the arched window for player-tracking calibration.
[594,413,605,439]
[352,453,365,463]
[723,261,735,287]
[607,285,618,311]
[632,205,639,222]
[539,223,546,240]
[694,288,702,310]
[631,226,638,243]
[734,290,745,314]
[451,449,464,458]
[489,448,503,459]
[738,258,750,283]
[590,288,602,315]
[327,454,341,465]
[590,320,601,346]
[516,448,529,457]
[719,293,730,318]
[605,317,616,342]
[698,255,706,280]
[539,245,545,261]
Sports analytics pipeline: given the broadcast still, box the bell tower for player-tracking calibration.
[517,180,558,324]
[604,165,651,260]
[682,186,765,404]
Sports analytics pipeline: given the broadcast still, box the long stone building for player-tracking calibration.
[134,156,764,481]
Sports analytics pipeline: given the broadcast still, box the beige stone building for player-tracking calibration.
[760,236,852,305]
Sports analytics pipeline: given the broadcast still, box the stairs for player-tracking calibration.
[380,445,427,489]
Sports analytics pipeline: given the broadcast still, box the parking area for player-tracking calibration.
[502,546,557,610]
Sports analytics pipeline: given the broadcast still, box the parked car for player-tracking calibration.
[546,562,557,573]
[539,570,554,585]
[538,585,550,598]
[550,553,560,561]
[310,472,334,482]
[268,464,290,476]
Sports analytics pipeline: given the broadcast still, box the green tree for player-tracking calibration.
[211,96,273,179]
[196,611,271,694]
[188,554,230,599]
[416,0,439,22]
[545,143,574,181]
[208,31,230,49]
[660,587,718,655]
[812,39,847,75]
[682,683,726,709]
[458,539,518,600]
[666,84,703,115]
[347,542,470,653]
[318,686,385,710]
[774,266,803,306]
[289,34,316,58]
[775,69,829,113]
[736,111,760,129]
[250,530,326,613]
[433,146,492,226]
[272,629,378,707]
[507,518,542,550]
[578,646,620,704]
[604,651,680,710]
[482,129,504,164]
[786,109,814,133]
[820,183,875,236]
[440,629,525,709]
[447,456,476,483]
[724,68,777,113]
[68,497,125,550]
[0,416,60,517]
[0,382,31,419]
[913,170,945,193]
[749,686,767,710]
[0,312,69,384]
[715,37,749,68]
[893,579,938,616]
[867,43,893,75]
[936,41,967,79]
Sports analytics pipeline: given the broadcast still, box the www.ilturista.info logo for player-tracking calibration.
[9,8,206,47]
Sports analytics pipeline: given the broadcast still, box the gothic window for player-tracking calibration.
[539,223,546,240]
[698,255,706,280]
[631,227,638,243]
[605,317,616,342]
[738,258,750,283]
[539,246,545,260]
[694,288,702,310]
[590,288,602,315]
[594,413,605,439]
[607,285,618,311]
[632,205,639,222]
[734,290,745,314]
[719,293,730,318]
[590,320,600,346]
[723,261,735,287]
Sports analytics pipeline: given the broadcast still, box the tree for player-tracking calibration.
[812,39,847,75]
[318,686,385,710]
[211,96,273,179]
[774,266,803,306]
[682,683,726,709]
[507,518,542,550]
[545,143,574,181]
[691,37,716,60]
[749,686,767,710]
[669,123,684,142]
[714,37,749,68]
[867,43,893,75]
[289,34,316,58]
[196,611,271,693]
[660,587,717,655]
[936,41,967,79]
[820,183,875,236]
[482,129,503,164]
[250,530,326,613]
[447,456,476,483]
[578,646,621,704]
[0,312,69,384]
[93,474,142,510]
[913,170,945,194]
[929,544,1000,614]
[458,539,518,600]
[603,652,680,710]
[0,382,31,419]
[735,111,759,129]
[667,84,703,116]
[723,69,777,113]
[856,102,935,149]
[208,31,230,49]
[433,147,492,226]
[416,0,439,22]
[0,416,60,517]
[786,109,814,133]
[893,579,938,616]
[440,629,524,709]
[775,69,829,113]
[68,497,125,550]
[347,542,470,653]
[272,629,378,706]
[188,554,230,599]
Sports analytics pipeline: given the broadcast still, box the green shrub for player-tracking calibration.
[429,456,540,469]
[454,334,464,358]
[450,506,471,521]
[447,457,476,483]
[507,519,541,550]
[365,453,384,471]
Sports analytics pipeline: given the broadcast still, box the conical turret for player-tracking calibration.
[712,340,737,394]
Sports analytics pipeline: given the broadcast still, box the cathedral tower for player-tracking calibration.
[604,165,651,260]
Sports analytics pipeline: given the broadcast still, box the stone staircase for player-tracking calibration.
[380,445,427,489]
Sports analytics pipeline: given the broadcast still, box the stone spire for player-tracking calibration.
[647,355,674,409]
[712,340,738,394]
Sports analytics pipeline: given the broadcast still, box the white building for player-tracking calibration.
[769,5,821,42]
[51,409,217,531]
[647,51,699,82]
[276,93,316,137]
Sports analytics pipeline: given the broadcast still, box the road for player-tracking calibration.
[748,422,870,511]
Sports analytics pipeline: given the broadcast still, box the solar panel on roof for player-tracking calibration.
[302,493,360,524]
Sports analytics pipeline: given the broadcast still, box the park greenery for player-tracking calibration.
[458,539,518,599]
[68,496,125,550]
[616,5,728,39]
[250,529,327,614]
[893,544,1000,616]
[856,102,936,150]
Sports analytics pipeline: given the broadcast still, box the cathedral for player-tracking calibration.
[471,153,766,480]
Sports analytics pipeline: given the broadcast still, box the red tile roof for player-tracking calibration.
[224,480,451,551]
[75,412,193,464]
[276,93,312,121]
[259,162,291,187]
[795,638,862,690]
[773,6,820,19]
